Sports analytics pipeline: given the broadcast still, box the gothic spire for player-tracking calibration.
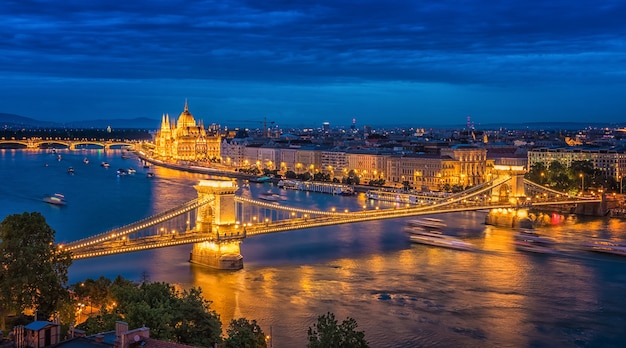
[184,99,189,112]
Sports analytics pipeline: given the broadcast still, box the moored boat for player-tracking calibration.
[250,175,272,183]
[277,179,299,189]
[43,193,66,206]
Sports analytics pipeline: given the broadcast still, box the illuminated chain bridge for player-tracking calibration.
[61,170,602,270]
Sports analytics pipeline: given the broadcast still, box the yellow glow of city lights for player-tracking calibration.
[197,179,236,188]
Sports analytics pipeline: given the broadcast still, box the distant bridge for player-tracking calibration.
[60,170,602,269]
[0,138,134,150]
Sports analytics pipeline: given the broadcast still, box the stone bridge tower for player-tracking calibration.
[189,179,244,270]
[490,165,527,203]
[486,165,530,228]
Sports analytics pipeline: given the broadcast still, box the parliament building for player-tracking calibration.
[153,100,221,161]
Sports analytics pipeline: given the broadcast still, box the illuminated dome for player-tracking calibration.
[176,99,196,128]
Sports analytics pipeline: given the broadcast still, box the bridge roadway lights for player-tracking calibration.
[189,178,244,270]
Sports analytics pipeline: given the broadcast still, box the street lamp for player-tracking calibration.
[620,175,623,194]
[579,173,584,195]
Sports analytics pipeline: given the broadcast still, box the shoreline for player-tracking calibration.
[135,151,262,181]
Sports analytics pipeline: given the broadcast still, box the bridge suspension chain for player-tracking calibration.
[64,196,214,251]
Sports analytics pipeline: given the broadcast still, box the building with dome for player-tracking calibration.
[153,100,221,162]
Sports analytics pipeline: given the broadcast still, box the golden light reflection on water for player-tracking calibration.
[190,264,248,323]
[134,170,626,346]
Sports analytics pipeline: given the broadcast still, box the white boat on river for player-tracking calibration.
[514,230,557,254]
[583,239,626,256]
[404,218,475,251]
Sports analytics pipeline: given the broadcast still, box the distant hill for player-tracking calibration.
[0,113,61,128]
[0,113,159,129]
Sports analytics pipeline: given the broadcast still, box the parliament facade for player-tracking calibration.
[153,100,221,162]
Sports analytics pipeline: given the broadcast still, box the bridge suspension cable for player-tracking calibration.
[64,196,214,251]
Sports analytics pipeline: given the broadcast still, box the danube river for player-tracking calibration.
[2,149,626,347]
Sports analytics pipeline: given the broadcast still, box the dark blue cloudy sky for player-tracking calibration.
[1,0,625,128]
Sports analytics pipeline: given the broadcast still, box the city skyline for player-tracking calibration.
[1,1,625,127]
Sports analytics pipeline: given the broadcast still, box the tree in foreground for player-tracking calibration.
[0,212,72,331]
[224,318,267,348]
[78,280,222,347]
[307,312,369,348]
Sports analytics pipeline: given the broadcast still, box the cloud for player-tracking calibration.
[0,0,625,124]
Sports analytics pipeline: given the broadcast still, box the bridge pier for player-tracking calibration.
[190,241,243,270]
[485,208,532,228]
[574,194,608,216]
[189,178,244,270]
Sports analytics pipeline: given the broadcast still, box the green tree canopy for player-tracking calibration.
[78,279,222,347]
[307,312,369,348]
[0,212,72,330]
[526,159,615,193]
[224,318,267,348]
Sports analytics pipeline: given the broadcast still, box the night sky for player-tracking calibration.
[1,0,625,128]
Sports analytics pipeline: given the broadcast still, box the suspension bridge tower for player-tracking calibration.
[486,165,531,228]
[189,178,244,270]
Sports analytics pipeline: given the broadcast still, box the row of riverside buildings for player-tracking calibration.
[151,101,626,191]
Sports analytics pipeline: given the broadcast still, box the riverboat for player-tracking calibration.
[43,193,66,206]
[278,180,354,195]
[583,239,626,256]
[404,218,474,251]
[366,189,444,205]
[259,191,286,202]
[277,180,299,189]
[101,162,110,168]
[404,218,447,232]
[513,230,557,254]
[408,231,475,251]
[250,175,272,183]
[67,167,75,174]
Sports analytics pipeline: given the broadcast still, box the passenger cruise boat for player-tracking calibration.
[43,193,66,206]
[405,218,446,232]
[513,230,557,254]
[259,191,286,202]
[583,239,626,256]
[404,218,474,251]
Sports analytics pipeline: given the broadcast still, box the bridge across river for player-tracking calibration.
[0,139,134,150]
[60,168,603,269]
